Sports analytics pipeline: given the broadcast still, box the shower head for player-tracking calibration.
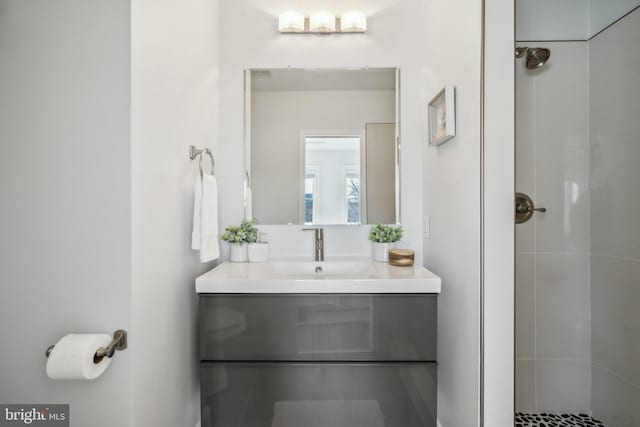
[515,47,551,69]
[525,48,551,69]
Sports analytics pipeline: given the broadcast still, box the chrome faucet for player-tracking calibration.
[303,228,324,261]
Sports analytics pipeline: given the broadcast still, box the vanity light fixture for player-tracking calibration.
[278,11,305,33]
[340,11,367,32]
[278,10,367,34]
[309,11,336,33]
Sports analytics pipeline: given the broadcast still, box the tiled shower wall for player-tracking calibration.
[515,41,591,413]
[516,8,640,422]
[589,8,640,426]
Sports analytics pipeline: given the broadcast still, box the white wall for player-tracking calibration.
[0,1,221,425]
[516,0,590,41]
[589,8,640,426]
[131,0,219,426]
[422,0,482,425]
[590,0,640,35]
[0,1,132,426]
[217,0,427,261]
[516,0,640,41]
[251,89,394,225]
[515,41,591,414]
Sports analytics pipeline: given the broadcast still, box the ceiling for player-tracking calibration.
[251,68,396,91]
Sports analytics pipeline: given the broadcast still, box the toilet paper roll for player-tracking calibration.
[46,333,113,380]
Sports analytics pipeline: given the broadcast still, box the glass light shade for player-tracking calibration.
[340,11,367,32]
[278,11,305,33]
[309,11,336,33]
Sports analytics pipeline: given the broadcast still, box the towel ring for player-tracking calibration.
[189,145,215,176]
[199,149,215,176]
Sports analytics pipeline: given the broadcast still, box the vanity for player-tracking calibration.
[197,259,441,427]
[197,67,440,426]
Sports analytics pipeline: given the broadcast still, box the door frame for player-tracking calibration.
[481,0,516,425]
[298,130,366,225]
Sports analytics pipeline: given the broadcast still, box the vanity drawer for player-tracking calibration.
[200,362,437,427]
[199,294,437,362]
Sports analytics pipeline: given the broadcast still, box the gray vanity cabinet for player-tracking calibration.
[199,294,438,427]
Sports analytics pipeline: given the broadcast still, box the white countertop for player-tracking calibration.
[195,257,441,294]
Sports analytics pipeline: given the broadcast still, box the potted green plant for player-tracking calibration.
[221,220,258,262]
[368,224,403,262]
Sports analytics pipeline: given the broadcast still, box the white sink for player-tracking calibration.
[195,257,441,294]
[269,260,372,277]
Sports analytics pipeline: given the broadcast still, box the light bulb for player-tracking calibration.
[309,11,336,33]
[340,11,367,32]
[278,11,305,33]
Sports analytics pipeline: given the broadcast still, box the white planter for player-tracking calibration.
[229,243,248,262]
[372,242,395,262]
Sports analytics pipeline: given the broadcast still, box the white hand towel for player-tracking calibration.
[192,172,220,262]
[192,172,203,250]
[200,173,220,261]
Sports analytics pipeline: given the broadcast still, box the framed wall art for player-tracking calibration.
[428,84,456,146]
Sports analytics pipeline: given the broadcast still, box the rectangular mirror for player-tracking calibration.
[244,68,400,225]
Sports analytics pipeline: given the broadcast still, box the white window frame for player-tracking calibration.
[342,165,362,225]
[303,166,320,225]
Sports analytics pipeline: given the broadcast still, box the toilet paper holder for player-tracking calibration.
[46,329,128,364]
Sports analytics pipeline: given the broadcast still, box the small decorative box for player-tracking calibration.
[388,249,415,267]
